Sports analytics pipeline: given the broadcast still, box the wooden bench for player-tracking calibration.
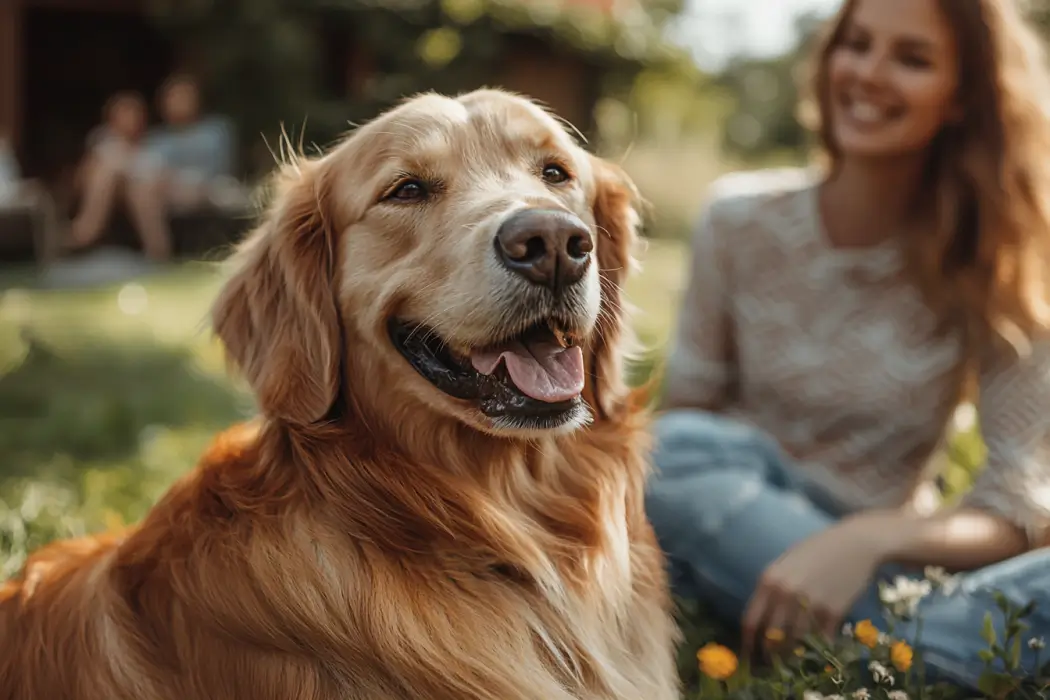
[0,207,255,265]
[0,207,38,263]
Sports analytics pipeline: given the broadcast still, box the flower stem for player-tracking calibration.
[915,614,927,700]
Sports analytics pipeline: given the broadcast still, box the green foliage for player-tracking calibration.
[715,11,826,161]
[1027,0,1050,36]
[0,265,250,540]
[146,0,329,172]
[718,57,809,158]
[678,575,1050,699]
[143,0,695,174]
[0,337,246,481]
[974,592,1050,699]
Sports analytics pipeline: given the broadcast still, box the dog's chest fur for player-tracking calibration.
[312,507,679,700]
[274,440,677,700]
[7,427,679,700]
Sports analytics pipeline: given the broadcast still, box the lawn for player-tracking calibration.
[0,132,727,563]
[0,261,247,570]
[0,239,690,564]
[0,238,996,698]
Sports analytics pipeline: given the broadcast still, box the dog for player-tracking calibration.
[0,89,679,700]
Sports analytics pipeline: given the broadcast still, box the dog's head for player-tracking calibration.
[213,89,642,438]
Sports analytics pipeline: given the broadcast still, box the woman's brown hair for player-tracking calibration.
[805,0,1050,356]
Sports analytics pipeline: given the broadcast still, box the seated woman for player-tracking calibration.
[68,91,171,260]
[646,0,1050,689]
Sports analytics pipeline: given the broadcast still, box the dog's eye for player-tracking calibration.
[387,180,428,202]
[541,164,571,185]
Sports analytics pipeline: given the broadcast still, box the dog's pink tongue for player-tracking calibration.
[471,339,585,403]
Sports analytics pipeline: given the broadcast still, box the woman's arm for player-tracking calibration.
[661,190,737,412]
[868,334,1050,570]
[740,503,1029,650]
[863,507,1028,572]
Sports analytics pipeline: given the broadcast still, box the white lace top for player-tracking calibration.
[665,167,1050,546]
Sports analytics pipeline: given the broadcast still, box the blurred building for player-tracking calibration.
[2,0,171,186]
[1,0,676,184]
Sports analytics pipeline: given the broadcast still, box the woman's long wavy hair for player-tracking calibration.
[805,0,1050,357]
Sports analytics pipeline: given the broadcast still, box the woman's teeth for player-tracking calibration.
[849,101,888,123]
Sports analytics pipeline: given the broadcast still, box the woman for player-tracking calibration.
[646,0,1050,688]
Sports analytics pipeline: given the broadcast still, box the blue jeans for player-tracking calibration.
[645,409,1050,688]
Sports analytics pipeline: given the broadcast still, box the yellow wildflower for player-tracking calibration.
[854,619,880,648]
[765,628,786,644]
[794,645,806,657]
[890,640,914,672]
[697,642,738,680]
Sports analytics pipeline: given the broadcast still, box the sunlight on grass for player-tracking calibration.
[629,238,688,349]
[0,235,994,698]
[0,244,690,529]
[0,245,690,519]
[0,263,253,534]
[7,263,230,371]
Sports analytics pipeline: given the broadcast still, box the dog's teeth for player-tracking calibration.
[549,323,569,348]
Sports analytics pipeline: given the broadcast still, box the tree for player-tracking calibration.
[716,10,825,160]
[145,0,691,173]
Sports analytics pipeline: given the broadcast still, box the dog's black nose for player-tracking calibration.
[494,209,594,294]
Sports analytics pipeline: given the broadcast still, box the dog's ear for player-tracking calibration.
[211,159,342,426]
[585,155,645,420]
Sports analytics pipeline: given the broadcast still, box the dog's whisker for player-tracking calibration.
[410,305,480,351]
[596,293,626,320]
[397,279,463,345]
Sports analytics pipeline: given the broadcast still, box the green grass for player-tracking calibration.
[0,262,253,545]
[0,239,987,696]
[0,240,690,544]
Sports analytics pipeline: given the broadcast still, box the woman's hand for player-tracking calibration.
[741,513,895,658]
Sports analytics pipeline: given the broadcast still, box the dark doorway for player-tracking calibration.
[21,7,174,183]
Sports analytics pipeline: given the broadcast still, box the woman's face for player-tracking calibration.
[826,0,960,159]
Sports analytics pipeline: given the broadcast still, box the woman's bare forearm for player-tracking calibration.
[863,508,1029,572]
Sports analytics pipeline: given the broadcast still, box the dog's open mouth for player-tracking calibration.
[389,317,587,423]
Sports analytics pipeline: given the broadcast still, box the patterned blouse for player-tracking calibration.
[664,167,1050,547]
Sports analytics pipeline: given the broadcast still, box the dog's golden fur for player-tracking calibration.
[0,89,679,700]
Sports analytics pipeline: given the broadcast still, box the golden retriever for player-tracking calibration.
[0,89,679,700]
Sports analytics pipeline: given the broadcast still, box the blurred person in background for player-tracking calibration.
[0,129,19,205]
[645,0,1050,689]
[140,73,245,217]
[1,129,63,262]
[68,91,171,260]
[68,76,243,262]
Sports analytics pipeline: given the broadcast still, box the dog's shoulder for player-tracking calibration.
[197,419,265,471]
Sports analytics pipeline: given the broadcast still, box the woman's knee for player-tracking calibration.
[647,411,779,542]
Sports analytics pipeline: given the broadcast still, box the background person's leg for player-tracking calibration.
[70,151,125,249]
[125,174,174,261]
[645,410,840,622]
